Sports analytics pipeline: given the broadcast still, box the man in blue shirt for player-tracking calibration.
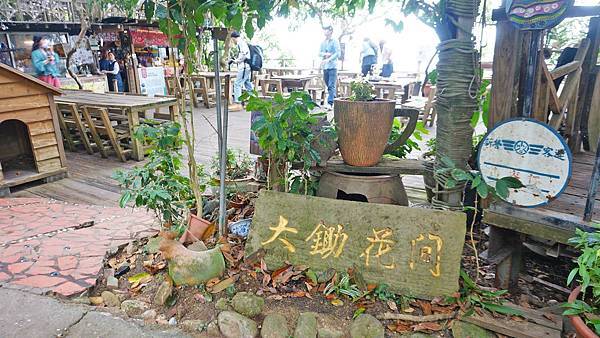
[319,26,340,108]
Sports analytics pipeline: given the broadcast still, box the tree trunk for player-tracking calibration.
[66,16,89,90]
[432,0,480,210]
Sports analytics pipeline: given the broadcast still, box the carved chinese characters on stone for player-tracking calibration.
[246,191,465,298]
[261,216,298,253]
[360,228,395,269]
[305,222,348,258]
[409,233,443,277]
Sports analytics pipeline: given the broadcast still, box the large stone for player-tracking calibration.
[216,297,233,311]
[181,319,207,332]
[141,309,158,322]
[107,276,119,289]
[206,320,221,337]
[144,236,162,254]
[350,314,384,338]
[261,313,289,338]
[294,312,318,338]
[121,299,149,317]
[231,292,264,318]
[451,320,495,338]
[160,239,226,286]
[154,281,173,306]
[101,291,121,307]
[317,327,344,338]
[218,311,258,338]
[245,191,466,298]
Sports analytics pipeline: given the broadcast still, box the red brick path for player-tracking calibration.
[0,198,157,297]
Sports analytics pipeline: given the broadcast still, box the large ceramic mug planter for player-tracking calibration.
[567,286,599,338]
[334,98,395,167]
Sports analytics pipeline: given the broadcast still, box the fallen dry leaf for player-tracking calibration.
[206,277,220,288]
[418,300,433,316]
[210,276,237,293]
[387,300,398,311]
[128,272,152,284]
[412,322,442,332]
[331,299,344,307]
[391,321,411,333]
[201,223,216,241]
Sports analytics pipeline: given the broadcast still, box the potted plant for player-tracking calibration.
[113,122,209,243]
[334,79,396,167]
[243,91,327,193]
[564,229,600,337]
[209,148,254,194]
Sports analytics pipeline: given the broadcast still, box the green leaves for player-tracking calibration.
[565,228,600,315]
[113,122,196,230]
[453,270,522,317]
[144,0,155,21]
[244,90,325,193]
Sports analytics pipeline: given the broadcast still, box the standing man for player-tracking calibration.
[379,40,394,78]
[319,26,340,108]
[231,31,253,109]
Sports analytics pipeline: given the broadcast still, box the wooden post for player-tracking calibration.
[584,135,600,222]
[587,71,600,152]
[489,21,522,127]
[575,17,600,151]
[127,108,143,161]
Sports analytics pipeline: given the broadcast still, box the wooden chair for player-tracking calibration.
[260,78,284,97]
[188,76,216,108]
[56,103,94,154]
[81,105,131,162]
[421,86,437,127]
[337,81,352,98]
[307,76,327,105]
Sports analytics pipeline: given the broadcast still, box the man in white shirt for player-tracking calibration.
[231,31,253,105]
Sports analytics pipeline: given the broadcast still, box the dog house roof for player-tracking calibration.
[0,62,62,95]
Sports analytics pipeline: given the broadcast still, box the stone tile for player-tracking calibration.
[0,198,157,296]
[7,262,33,274]
[12,275,66,288]
[53,281,87,297]
[57,256,78,270]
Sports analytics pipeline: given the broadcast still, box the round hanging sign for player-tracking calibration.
[478,119,572,207]
[505,0,572,30]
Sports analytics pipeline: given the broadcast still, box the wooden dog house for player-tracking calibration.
[0,63,67,196]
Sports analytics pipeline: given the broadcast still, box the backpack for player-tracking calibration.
[245,45,263,71]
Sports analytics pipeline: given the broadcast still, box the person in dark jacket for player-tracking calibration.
[100,51,123,92]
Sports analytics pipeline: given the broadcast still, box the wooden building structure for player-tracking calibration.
[484,6,600,288]
[0,62,67,196]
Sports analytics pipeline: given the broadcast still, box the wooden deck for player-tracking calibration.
[485,151,599,244]
[5,104,430,206]
[541,151,599,220]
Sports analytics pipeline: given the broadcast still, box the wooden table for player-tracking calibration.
[55,90,178,161]
[192,72,237,105]
[263,67,307,76]
[271,74,316,91]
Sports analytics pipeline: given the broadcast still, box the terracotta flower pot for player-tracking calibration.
[179,213,211,245]
[334,98,395,167]
[568,286,599,338]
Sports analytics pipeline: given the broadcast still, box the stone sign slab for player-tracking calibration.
[245,191,466,299]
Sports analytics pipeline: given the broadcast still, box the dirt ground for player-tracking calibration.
[86,194,575,337]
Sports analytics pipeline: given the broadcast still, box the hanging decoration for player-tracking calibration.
[505,0,573,30]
